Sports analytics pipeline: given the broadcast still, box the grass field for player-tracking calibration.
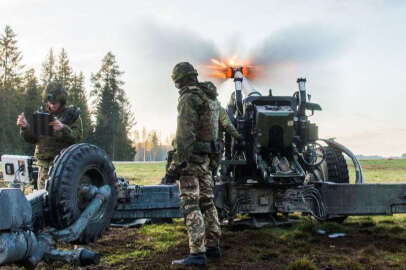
[2,159,406,270]
[348,159,406,183]
[114,162,165,186]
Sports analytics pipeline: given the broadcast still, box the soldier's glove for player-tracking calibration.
[160,170,180,185]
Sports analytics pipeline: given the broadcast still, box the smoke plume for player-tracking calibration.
[133,22,220,65]
[250,23,350,68]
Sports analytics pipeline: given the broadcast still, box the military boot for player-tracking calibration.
[206,246,221,258]
[172,253,207,268]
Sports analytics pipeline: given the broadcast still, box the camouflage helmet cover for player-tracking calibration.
[201,81,218,99]
[45,81,67,105]
[171,62,198,83]
[203,81,217,93]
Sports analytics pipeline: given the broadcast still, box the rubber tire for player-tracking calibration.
[323,146,349,223]
[47,143,117,243]
[324,147,349,184]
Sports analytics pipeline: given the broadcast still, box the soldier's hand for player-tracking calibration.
[161,170,180,184]
[49,119,64,131]
[16,113,28,128]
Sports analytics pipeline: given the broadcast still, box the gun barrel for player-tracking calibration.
[297,78,307,115]
[233,68,244,117]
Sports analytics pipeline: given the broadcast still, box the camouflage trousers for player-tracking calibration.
[37,159,53,189]
[179,155,221,254]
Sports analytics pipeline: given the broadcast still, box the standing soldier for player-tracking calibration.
[203,82,241,175]
[161,83,241,181]
[16,81,83,189]
[171,62,221,267]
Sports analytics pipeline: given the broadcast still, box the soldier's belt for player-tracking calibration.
[193,140,220,154]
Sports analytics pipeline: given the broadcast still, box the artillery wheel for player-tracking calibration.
[47,143,117,243]
[324,147,349,183]
[322,146,349,223]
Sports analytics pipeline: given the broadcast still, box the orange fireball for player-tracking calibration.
[200,56,263,80]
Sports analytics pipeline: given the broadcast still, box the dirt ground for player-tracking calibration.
[85,218,406,270]
[5,216,406,270]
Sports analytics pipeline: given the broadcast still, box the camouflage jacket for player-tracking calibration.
[218,105,240,140]
[175,82,219,164]
[167,105,238,172]
[20,105,83,160]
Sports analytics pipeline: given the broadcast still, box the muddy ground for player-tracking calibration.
[86,218,406,270]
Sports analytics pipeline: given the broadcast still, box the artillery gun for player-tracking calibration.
[212,67,395,225]
[1,67,406,267]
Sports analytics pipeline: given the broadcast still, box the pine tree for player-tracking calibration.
[22,68,41,153]
[0,25,25,155]
[69,72,92,141]
[91,52,135,160]
[40,48,56,86]
[150,130,159,160]
[55,48,72,90]
[0,25,24,89]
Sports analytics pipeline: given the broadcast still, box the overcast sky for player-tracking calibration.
[1,0,405,156]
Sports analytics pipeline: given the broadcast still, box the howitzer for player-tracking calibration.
[2,69,406,267]
[211,67,363,223]
[212,67,394,225]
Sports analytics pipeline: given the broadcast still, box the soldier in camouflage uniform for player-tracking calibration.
[16,82,83,189]
[171,62,222,267]
[204,82,241,175]
[161,84,241,184]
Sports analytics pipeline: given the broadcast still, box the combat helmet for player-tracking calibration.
[171,62,198,84]
[45,81,67,106]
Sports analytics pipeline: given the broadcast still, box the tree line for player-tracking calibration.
[132,128,174,162]
[0,25,136,160]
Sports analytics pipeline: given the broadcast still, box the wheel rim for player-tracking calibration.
[76,166,109,223]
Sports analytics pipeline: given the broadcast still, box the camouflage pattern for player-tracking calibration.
[202,82,240,170]
[165,139,178,173]
[167,82,240,176]
[36,159,52,189]
[165,149,176,172]
[161,140,180,185]
[171,62,198,84]
[202,200,221,247]
[20,105,82,188]
[175,84,220,164]
[44,81,68,106]
[178,156,221,253]
[218,105,240,139]
[210,105,241,170]
[175,75,221,254]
